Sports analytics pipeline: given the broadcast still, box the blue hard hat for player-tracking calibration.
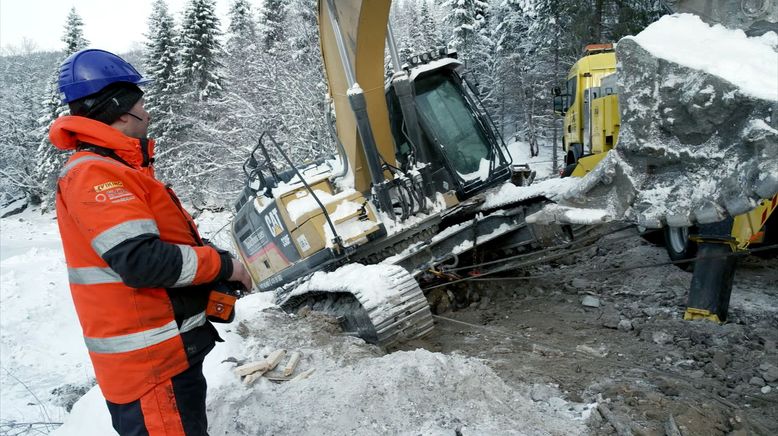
[58,49,151,103]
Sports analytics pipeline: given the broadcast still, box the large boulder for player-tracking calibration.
[553,14,778,228]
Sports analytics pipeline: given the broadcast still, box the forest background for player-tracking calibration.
[0,0,666,210]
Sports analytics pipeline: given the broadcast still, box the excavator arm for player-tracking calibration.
[318,0,397,194]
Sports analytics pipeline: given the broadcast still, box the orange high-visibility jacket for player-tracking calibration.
[50,116,233,404]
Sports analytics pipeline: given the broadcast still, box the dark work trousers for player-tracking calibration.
[106,362,208,436]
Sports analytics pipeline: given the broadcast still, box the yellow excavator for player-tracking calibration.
[230,0,568,349]
[230,0,776,347]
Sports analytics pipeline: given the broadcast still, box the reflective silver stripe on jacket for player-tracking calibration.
[179,311,207,334]
[68,267,122,285]
[172,245,197,287]
[91,219,159,256]
[84,311,208,354]
[84,320,178,354]
[59,155,126,179]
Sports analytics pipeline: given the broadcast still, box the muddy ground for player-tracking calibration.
[401,227,778,436]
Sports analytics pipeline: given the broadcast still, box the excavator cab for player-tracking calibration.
[387,56,512,200]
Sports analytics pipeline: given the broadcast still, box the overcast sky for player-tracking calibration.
[0,0,233,54]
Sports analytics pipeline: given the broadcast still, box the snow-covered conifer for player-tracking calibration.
[444,0,478,65]
[226,0,259,55]
[144,0,179,141]
[260,0,288,53]
[176,0,225,101]
[418,0,441,49]
[31,7,89,206]
[62,7,89,56]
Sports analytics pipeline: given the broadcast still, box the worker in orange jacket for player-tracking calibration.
[49,48,252,435]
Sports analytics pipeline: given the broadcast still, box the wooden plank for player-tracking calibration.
[291,368,315,382]
[265,349,286,372]
[234,360,271,377]
[597,404,634,436]
[234,349,286,377]
[243,371,263,386]
[284,351,302,377]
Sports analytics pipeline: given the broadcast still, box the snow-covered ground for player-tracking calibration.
[1,208,589,435]
[506,139,560,181]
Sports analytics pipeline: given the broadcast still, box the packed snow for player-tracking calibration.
[628,14,778,101]
[1,208,589,435]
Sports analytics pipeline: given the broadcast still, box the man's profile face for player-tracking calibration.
[124,98,151,139]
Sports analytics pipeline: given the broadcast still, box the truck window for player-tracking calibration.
[414,75,491,179]
[565,76,577,110]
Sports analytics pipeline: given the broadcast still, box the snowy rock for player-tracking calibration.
[760,363,778,383]
[600,307,621,329]
[652,331,674,345]
[712,351,731,370]
[545,15,778,228]
[617,319,633,332]
[570,278,593,290]
[581,296,601,308]
[689,370,705,379]
[547,396,568,411]
[761,386,772,394]
[530,383,556,402]
[749,376,766,387]
[0,197,27,218]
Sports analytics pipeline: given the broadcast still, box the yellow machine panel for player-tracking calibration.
[591,94,620,154]
[732,194,778,249]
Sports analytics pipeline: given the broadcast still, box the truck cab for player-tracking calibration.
[554,44,618,167]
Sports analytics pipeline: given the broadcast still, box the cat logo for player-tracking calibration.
[264,209,284,237]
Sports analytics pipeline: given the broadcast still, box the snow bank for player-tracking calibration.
[1,210,94,426]
[203,307,591,436]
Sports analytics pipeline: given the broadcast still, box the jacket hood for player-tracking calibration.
[49,116,155,169]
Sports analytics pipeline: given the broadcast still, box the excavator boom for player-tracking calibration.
[318,0,397,193]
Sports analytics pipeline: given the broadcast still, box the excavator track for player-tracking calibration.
[276,265,434,350]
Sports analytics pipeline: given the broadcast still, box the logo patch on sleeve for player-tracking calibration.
[94,181,124,192]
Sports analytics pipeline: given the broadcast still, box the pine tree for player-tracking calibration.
[144,0,178,141]
[0,53,52,205]
[226,0,259,55]
[31,7,90,206]
[62,7,89,56]
[260,0,288,53]
[444,0,478,67]
[419,0,441,49]
[176,0,225,101]
[493,0,529,133]
[469,1,496,96]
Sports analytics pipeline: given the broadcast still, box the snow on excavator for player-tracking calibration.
[229,0,574,349]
